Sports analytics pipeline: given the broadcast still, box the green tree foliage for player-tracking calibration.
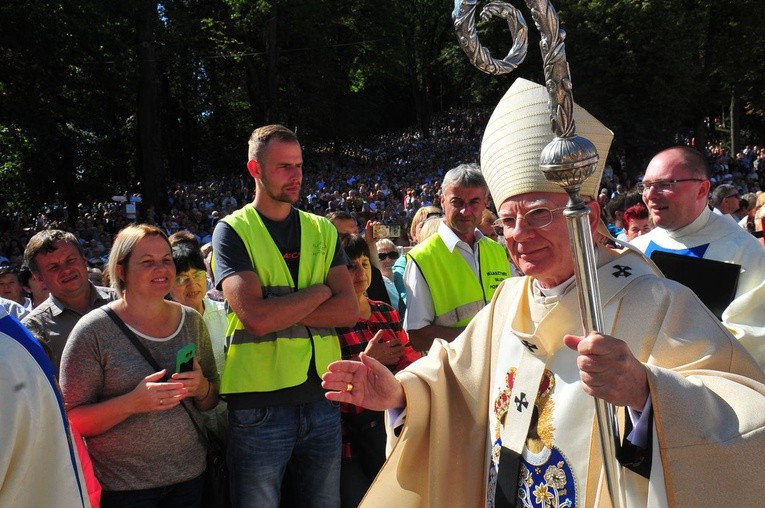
[558,0,765,169]
[1,0,763,220]
[557,0,703,170]
[696,0,765,152]
[1,0,137,218]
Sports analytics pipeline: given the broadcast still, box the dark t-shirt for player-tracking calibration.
[212,206,348,409]
[260,209,302,284]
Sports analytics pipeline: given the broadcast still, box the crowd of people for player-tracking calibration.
[0,108,490,271]
[2,106,764,272]
[2,95,765,507]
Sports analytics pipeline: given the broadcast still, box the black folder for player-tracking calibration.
[650,250,740,320]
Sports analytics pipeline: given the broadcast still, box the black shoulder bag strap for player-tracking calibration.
[103,306,211,446]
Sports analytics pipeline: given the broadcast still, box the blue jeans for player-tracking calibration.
[228,399,341,508]
[100,473,204,508]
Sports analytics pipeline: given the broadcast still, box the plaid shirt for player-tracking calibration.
[335,299,421,458]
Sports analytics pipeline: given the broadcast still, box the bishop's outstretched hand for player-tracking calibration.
[322,352,406,411]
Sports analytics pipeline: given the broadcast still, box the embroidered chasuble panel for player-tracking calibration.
[489,283,597,507]
[487,252,656,507]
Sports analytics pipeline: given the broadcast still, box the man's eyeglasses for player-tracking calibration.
[637,179,705,194]
[493,206,566,231]
[378,251,400,261]
[175,270,207,286]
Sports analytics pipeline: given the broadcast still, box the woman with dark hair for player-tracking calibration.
[335,234,420,507]
[170,241,228,439]
[169,242,227,375]
[60,224,219,508]
[19,262,50,309]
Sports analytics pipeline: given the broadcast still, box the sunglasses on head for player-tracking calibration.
[378,251,400,261]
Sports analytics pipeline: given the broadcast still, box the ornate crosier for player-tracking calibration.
[454,1,623,506]
[454,0,599,193]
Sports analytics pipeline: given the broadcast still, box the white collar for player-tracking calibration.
[665,206,712,238]
[534,275,576,298]
[532,247,602,297]
[437,220,485,252]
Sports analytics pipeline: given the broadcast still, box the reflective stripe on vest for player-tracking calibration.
[408,233,510,327]
[219,206,341,394]
[432,300,487,327]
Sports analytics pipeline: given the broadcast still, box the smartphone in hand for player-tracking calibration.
[175,343,196,373]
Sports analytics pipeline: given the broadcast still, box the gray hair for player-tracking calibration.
[441,163,488,194]
[710,184,738,208]
[741,192,757,212]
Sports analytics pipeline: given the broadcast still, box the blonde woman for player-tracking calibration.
[407,205,442,247]
[61,224,219,508]
[394,206,442,312]
[416,215,442,243]
[478,209,500,241]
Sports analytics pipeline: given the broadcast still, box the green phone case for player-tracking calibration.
[175,343,196,373]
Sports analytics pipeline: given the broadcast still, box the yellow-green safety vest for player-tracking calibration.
[219,206,341,394]
[408,233,510,327]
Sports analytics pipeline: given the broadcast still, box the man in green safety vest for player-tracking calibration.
[403,164,511,352]
[211,124,359,507]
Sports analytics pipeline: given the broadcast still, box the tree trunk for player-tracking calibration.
[266,8,279,124]
[410,68,431,140]
[57,132,79,227]
[136,0,166,216]
[694,117,708,151]
[406,33,431,140]
[730,90,739,156]
[244,56,261,126]
[691,0,715,153]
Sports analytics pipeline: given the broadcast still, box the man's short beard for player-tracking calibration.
[278,186,299,204]
[261,176,300,204]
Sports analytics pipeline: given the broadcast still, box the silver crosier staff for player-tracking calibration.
[453,1,624,506]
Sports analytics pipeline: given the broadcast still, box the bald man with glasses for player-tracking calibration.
[632,146,765,370]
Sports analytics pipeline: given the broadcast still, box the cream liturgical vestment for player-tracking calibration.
[360,246,765,508]
[631,206,765,371]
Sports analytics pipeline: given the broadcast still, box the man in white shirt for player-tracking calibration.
[709,183,740,217]
[403,164,510,352]
[0,296,28,320]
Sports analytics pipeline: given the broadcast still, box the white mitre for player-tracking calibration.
[480,78,614,206]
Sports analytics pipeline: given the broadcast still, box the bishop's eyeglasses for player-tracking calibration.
[493,206,567,231]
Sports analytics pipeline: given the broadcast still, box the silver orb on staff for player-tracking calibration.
[454,1,623,506]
